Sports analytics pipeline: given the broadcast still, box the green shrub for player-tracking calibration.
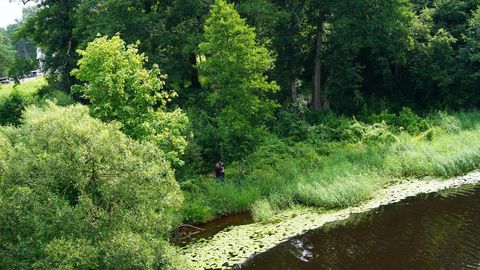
[251,199,276,223]
[182,199,214,224]
[33,239,99,270]
[397,107,430,134]
[0,89,33,125]
[37,87,75,106]
[369,107,430,134]
[342,120,396,144]
[0,83,73,127]
[434,111,462,133]
[0,103,186,269]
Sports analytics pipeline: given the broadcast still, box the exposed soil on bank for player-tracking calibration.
[172,212,253,246]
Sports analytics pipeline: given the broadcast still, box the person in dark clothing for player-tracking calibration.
[215,160,224,180]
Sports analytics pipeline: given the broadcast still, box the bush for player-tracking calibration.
[251,199,276,222]
[397,107,430,134]
[0,89,33,125]
[369,107,431,134]
[342,120,396,144]
[33,239,100,270]
[0,103,186,269]
[434,111,462,133]
[37,84,74,106]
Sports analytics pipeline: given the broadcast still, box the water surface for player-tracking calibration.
[241,184,480,270]
[172,212,252,246]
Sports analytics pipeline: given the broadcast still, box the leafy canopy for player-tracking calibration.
[0,103,187,269]
[0,31,14,77]
[72,35,188,165]
[198,0,280,158]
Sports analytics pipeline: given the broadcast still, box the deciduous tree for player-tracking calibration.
[0,103,188,269]
[72,35,188,165]
[198,0,279,158]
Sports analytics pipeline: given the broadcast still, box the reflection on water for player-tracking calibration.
[241,184,480,270]
[173,212,253,246]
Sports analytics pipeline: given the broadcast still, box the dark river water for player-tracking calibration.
[241,184,480,270]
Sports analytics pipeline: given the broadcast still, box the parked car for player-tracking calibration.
[0,77,11,84]
[30,69,44,78]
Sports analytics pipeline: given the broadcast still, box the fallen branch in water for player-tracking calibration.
[176,224,205,231]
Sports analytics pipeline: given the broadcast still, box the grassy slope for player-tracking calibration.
[181,111,480,223]
[0,77,47,101]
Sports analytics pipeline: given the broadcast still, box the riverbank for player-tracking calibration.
[180,171,480,269]
[180,110,480,225]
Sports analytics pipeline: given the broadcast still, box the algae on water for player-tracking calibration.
[181,172,480,270]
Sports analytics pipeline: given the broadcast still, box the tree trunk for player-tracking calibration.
[312,23,323,110]
[323,94,330,110]
[190,53,201,89]
[291,78,298,101]
[323,49,337,111]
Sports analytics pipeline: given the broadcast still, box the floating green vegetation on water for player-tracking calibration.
[181,173,480,270]
[251,199,278,223]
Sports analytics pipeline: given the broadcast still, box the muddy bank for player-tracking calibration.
[180,171,480,269]
[172,212,253,246]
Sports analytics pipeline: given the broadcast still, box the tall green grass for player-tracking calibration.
[181,110,480,224]
[0,77,46,101]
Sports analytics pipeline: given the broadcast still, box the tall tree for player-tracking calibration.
[74,0,209,88]
[20,0,81,93]
[0,30,14,77]
[457,4,480,107]
[4,6,40,81]
[72,35,188,166]
[304,0,414,113]
[198,0,279,159]
[403,0,480,109]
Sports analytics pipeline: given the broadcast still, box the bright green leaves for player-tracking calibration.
[72,35,167,123]
[198,0,279,159]
[0,31,14,77]
[0,103,186,269]
[72,35,188,165]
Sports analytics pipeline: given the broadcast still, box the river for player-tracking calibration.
[241,184,480,269]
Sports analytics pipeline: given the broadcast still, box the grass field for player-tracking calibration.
[0,77,47,101]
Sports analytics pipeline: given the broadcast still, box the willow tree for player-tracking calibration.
[0,103,189,269]
[198,0,279,158]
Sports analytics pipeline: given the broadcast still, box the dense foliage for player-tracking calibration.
[182,110,480,223]
[197,0,279,159]
[0,7,39,79]
[72,35,188,165]
[11,0,479,165]
[1,0,480,268]
[0,103,188,269]
[0,31,14,77]
[0,89,34,125]
[16,0,480,110]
